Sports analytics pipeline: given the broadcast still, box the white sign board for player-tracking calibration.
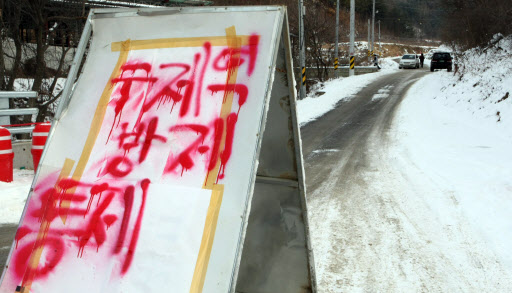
[0,7,289,293]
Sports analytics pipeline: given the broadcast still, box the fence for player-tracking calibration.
[305,66,379,79]
[0,91,39,134]
[0,91,40,170]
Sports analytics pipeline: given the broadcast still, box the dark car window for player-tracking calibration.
[433,53,451,59]
[402,55,415,59]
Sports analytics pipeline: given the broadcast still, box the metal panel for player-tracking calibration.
[54,13,93,120]
[0,91,38,99]
[229,7,286,293]
[255,35,298,180]
[0,91,38,127]
[236,10,316,293]
[0,108,38,116]
[256,175,299,188]
[236,183,311,293]
[90,5,284,16]
[0,96,7,126]
[11,141,34,169]
[6,126,35,134]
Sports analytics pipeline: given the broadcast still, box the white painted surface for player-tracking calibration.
[1,7,283,293]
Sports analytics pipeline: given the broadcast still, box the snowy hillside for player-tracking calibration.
[438,34,512,134]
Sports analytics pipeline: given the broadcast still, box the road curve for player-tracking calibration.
[303,65,512,292]
[302,68,427,192]
[303,67,436,292]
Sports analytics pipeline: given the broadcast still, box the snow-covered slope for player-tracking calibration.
[435,34,512,135]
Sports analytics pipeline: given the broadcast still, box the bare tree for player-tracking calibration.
[304,1,336,81]
[1,0,85,126]
[442,0,512,48]
[1,0,23,92]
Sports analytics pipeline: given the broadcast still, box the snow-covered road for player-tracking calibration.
[303,67,512,292]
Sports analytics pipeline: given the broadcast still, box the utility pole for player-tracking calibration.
[349,0,355,76]
[378,20,381,55]
[371,0,375,59]
[334,0,339,78]
[368,19,370,62]
[299,0,305,100]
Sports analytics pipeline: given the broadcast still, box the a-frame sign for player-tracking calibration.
[0,6,316,293]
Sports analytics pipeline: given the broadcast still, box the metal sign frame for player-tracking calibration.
[234,9,316,293]
[1,6,316,293]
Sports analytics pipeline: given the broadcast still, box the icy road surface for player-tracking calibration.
[302,67,512,292]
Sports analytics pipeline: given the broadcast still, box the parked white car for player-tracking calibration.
[399,54,420,69]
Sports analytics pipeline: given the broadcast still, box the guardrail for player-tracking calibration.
[303,66,379,79]
[0,91,39,134]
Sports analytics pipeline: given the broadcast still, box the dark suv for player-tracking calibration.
[430,52,452,72]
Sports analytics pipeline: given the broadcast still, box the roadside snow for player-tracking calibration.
[393,70,512,271]
[0,169,33,224]
[442,35,512,134]
[297,57,398,126]
[394,40,512,262]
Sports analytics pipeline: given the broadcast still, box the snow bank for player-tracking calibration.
[395,72,512,270]
[0,169,33,224]
[436,34,512,135]
[393,35,512,269]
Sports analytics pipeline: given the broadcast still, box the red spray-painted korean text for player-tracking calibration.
[10,35,260,286]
